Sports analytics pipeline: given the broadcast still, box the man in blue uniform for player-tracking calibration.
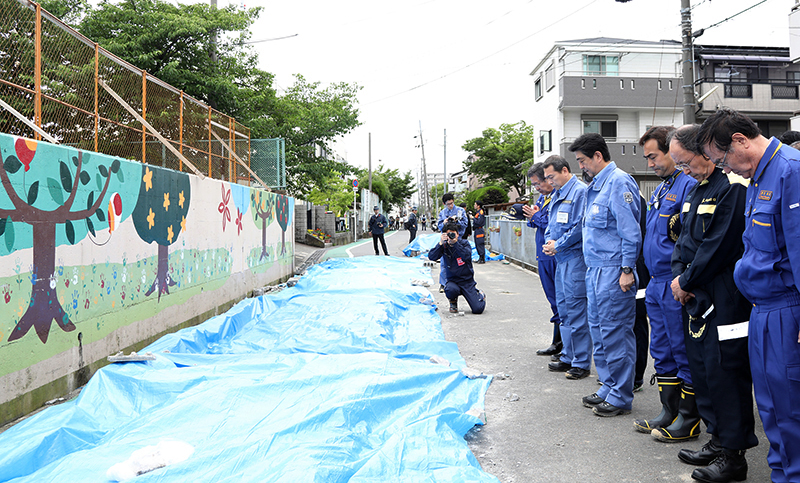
[570,133,641,417]
[670,123,757,483]
[523,163,562,359]
[542,156,592,381]
[633,126,701,442]
[473,200,486,264]
[407,207,418,243]
[428,221,486,314]
[437,193,468,293]
[698,108,800,483]
[368,206,389,256]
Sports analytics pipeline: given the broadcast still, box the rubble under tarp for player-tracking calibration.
[0,257,497,483]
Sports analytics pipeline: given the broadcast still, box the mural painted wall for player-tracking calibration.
[0,132,293,417]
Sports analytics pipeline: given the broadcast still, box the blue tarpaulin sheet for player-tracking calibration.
[0,257,498,482]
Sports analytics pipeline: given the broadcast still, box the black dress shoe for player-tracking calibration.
[548,361,571,372]
[536,342,562,356]
[679,439,723,466]
[550,353,563,362]
[691,449,747,482]
[582,392,604,408]
[565,367,590,380]
[593,401,631,417]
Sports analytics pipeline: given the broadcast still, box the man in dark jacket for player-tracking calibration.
[428,221,486,314]
[368,206,389,256]
[407,207,418,243]
[669,124,757,483]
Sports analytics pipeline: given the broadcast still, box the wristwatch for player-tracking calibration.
[621,266,633,274]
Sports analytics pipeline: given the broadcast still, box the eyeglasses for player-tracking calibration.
[714,149,730,168]
[675,154,697,170]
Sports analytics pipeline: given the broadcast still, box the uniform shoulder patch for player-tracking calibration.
[623,192,633,203]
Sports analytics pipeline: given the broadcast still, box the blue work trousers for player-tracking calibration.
[586,266,636,410]
[444,280,485,314]
[555,256,591,370]
[645,279,692,383]
[749,302,800,483]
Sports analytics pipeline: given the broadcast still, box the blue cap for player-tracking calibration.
[504,203,526,220]
[373,206,379,210]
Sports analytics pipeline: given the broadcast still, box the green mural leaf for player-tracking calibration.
[86,217,95,236]
[4,221,14,252]
[3,155,22,174]
[98,164,108,178]
[116,168,125,183]
[95,173,102,190]
[65,220,75,245]
[60,161,73,193]
[86,191,95,211]
[72,155,79,167]
[27,181,39,205]
[111,159,121,174]
[96,208,106,222]
[80,170,90,185]
[0,217,6,236]
[47,178,64,205]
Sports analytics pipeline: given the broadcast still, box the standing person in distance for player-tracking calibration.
[473,200,487,264]
[523,163,563,359]
[407,207,418,243]
[421,215,427,231]
[368,205,389,256]
[437,193,467,293]
[428,221,486,314]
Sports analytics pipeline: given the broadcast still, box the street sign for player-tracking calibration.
[352,179,358,188]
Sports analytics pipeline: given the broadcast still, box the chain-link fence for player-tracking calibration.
[0,0,266,185]
[250,138,285,189]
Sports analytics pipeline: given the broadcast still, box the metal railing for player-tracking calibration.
[0,0,258,184]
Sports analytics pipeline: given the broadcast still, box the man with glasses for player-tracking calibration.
[437,193,468,293]
[634,126,700,443]
[668,123,756,483]
[697,108,800,483]
[570,133,641,417]
[522,163,563,362]
[541,156,592,380]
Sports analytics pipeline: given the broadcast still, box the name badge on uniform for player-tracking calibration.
[591,205,600,215]
[557,211,569,223]
[717,321,749,341]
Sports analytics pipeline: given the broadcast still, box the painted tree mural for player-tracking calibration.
[0,137,131,343]
[250,190,274,261]
[276,194,293,256]
[132,165,191,301]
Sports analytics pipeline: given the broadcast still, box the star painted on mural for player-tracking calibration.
[167,225,174,243]
[163,192,170,212]
[143,167,153,192]
[147,208,155,229]
[181,216,186,233]
[179,190,185,208]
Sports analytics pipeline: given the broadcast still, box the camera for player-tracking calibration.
[447,232,456,239]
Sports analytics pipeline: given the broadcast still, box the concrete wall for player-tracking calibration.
[0,133,294,425]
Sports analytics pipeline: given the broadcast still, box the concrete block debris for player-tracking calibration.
[493,373,513,380]
[461,367,487,379]
[107,351,156,363]
[410,278,431,287]
[429,355,451,366]
[465,407,487,424]
[503,393,520,402]
[107,440,194,482]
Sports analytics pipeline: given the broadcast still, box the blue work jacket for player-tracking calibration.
[527,193,553,261]
[643,169,696,281]
[368,213,388,234]
[544,175,587,263]
[735,138,800,307]
[582,162,641,268]
[437,206,468,236]
[428,238,474,284]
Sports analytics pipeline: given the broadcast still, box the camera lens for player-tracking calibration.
[447,232,456,239]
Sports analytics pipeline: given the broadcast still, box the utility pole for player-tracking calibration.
[443,128,447,195]
[418,121,429,216]
[681,0,696,124]
[368,132,372,194]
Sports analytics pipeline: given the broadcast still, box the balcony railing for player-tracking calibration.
[699,78,800,100]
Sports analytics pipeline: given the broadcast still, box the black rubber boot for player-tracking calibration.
[652,382,702,442]
[690,449,747,482]
[633,374,680,433]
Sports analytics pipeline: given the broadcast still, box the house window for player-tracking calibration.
[539,130,552,154]
[535,77,542,100]
[583,120,617,140]
[583,55,619,76]
[787,72,800,83]
[545,62,555,91]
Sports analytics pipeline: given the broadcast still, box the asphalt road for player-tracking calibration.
[315,229,773,483]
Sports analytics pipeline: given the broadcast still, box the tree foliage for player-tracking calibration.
[462,121,534,197]
[357,165,416,212]
[465,186,508,208]
[307,174,354,217]
[71,0,361,197]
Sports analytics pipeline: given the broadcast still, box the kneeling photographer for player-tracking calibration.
[428,221,486,314]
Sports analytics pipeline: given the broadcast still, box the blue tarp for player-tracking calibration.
[0,257,498,482]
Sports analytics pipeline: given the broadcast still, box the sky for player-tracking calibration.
[195,0,793,189]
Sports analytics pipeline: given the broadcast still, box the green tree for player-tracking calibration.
[462,121,534,197]
[307,174,354,217]
[357,166,416,211]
